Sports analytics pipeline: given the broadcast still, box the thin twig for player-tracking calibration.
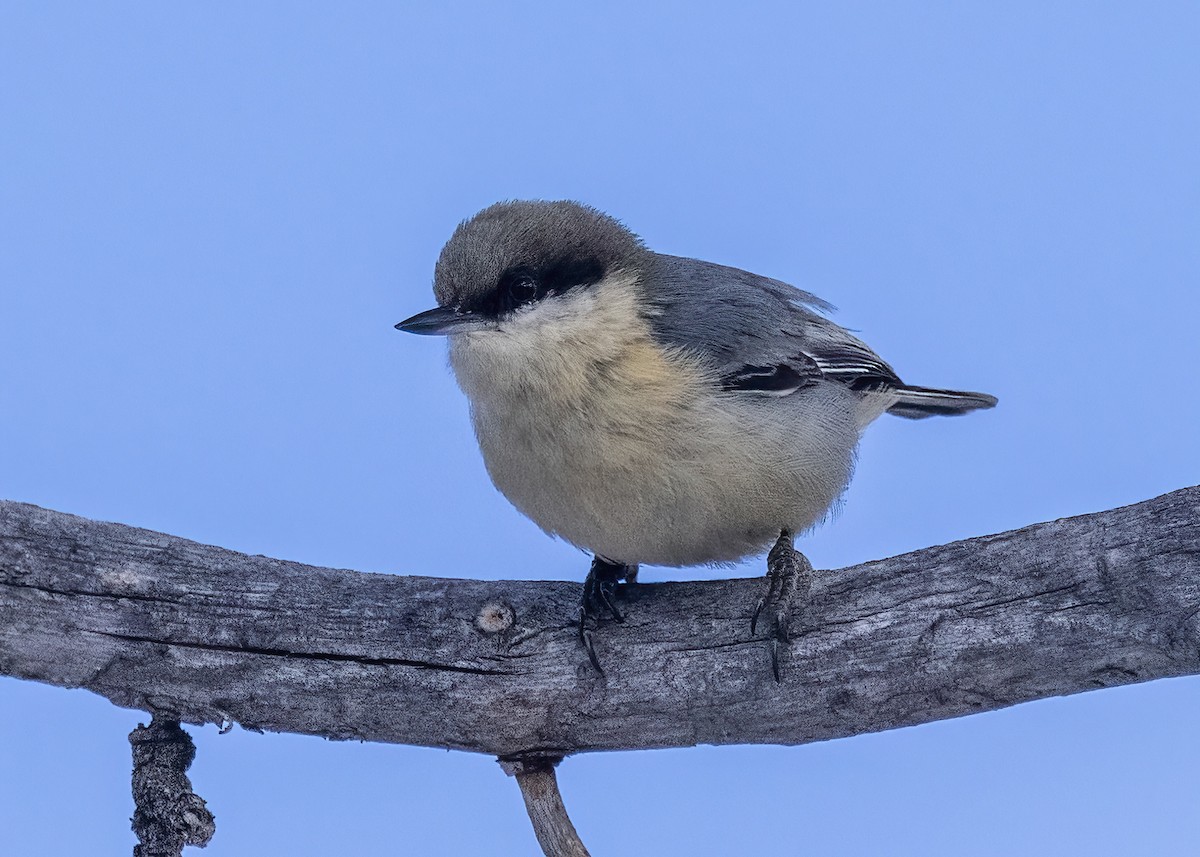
[500,758,590,857]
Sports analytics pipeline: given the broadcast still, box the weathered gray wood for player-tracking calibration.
[1,489,1198,758]
[130,718,215,857]
[500,759,590,857]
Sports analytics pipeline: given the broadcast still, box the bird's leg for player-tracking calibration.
[578,555,637,674]
[750,529,813,683]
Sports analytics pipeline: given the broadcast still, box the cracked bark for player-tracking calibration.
[130,718,215,857]
[1,487,1198,759]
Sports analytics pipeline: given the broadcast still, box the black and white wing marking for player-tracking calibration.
[719,358,820,396]
[801,320,997,416]
[646,254,900,392]
[718,339,902,398]
[799,327,904,392]
[643,254,997,417]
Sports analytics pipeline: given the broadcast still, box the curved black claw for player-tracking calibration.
[578,556,637,674]
[578,621,604,673]
[752,531,813,683]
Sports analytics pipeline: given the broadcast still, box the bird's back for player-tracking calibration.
[642,254,996,422]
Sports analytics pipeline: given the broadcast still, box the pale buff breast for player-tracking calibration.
[448,275,860,567]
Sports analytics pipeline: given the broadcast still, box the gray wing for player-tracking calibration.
[642,254,903,396]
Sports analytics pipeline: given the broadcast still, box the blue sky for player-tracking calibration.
[2,3,1198,854]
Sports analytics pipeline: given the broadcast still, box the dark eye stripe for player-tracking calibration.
[470,256,606,318]
[538,256,605,297]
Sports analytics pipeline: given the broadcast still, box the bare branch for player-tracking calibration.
[500,757,590,857]
[1,488,1198,757]
[130,718,215,856]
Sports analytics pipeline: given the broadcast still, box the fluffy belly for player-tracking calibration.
[449,300,861,567]
[471,385,858,567]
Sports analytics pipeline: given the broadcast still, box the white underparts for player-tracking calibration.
[448,272,862,567]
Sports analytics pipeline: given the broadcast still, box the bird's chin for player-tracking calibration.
[448,326,505,358]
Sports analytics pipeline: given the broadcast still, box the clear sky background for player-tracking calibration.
[2,3,1198,855]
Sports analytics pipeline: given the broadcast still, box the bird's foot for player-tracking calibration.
[750,530,813,683]
[578,556,637,674]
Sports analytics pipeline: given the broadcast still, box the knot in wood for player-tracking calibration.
[475,599,515,634]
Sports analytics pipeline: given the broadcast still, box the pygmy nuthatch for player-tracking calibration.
[398,201,996,679]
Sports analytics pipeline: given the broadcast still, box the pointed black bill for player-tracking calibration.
[394,306,489,336]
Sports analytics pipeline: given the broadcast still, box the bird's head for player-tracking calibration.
[396,200,647,339]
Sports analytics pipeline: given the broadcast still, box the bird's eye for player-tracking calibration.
[508,275,538,306]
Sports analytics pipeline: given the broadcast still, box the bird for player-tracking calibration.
[397,200,996,680]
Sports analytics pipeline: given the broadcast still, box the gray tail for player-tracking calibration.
[887,384,998,419]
